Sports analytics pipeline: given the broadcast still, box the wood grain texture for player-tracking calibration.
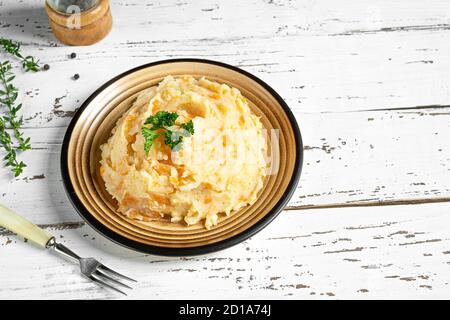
[1,108,449,225]
[1,203,450,299]
[1,0,450,298]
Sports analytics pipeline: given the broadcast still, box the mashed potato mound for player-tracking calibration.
[100,76,267,228]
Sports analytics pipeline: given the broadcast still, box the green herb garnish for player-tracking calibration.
[0,38,39,177]
[0,38,40,72]
[0,116,26,177]
[163,130,184,151]
[144,110,178,129]
[142,126,160,154]
[0,61,32,177]
[0,62,31,152]
[141,111,194,154]
[180,120,194,135]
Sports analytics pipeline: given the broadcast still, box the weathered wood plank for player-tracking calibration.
[4,0,450,41]
[12,29,450,117]
[1,203,449,299]
[1,0,450,299]
[0,0,449,124]
[0,107,449,225]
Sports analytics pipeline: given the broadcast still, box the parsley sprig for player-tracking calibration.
[141,111,194,154]
[0,38,40,72]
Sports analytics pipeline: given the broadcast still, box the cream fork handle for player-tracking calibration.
[0,203,53,248]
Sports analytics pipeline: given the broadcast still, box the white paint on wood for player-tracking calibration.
[1,0,450,299]
[1,203,450,299]
[1,108,449,225]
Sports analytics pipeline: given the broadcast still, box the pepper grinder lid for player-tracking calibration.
[46,0,100,13]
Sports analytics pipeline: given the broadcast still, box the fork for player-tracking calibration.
[0,203,136,295]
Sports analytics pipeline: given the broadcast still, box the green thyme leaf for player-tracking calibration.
[0,38,40,72]
[0,60,33,176]
[0,38,40,177]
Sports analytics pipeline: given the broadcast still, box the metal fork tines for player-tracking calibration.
[46,238,137,295]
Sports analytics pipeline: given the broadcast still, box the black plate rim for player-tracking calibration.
[60,58,303,256]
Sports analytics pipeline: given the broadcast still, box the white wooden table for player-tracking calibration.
[1,0,450,299]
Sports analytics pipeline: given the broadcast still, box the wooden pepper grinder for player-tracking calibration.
[45,0,112,46]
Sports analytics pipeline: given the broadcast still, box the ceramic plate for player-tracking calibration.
[61,59,303,256]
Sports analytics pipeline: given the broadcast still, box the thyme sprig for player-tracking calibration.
[0,37,39,177]
[0,38,40,72]
[0,115,26,177]
[0,61,31,152]
[0,61,30,176]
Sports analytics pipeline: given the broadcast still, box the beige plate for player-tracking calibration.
[61,59,303,256]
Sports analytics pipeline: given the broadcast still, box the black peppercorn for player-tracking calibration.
[73,73,80,80]
[43,64,50,71]
[70,52,77,59]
